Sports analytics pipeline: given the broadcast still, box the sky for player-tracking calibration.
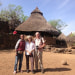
[0,0,75,36]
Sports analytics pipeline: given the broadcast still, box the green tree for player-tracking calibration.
[0,4,28,31]
[48,19,67,31]
[70,32,75,37]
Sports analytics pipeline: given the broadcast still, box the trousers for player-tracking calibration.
[34,50,43,71]
[14,53,23,71]
[25,54,34,71]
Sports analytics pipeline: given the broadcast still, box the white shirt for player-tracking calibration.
[25,42,35,55]
[35,37,45,46]
[15,39,21,49]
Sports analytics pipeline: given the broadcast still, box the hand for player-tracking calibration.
[29,52,31,55]
[16,52,17,56]
[39,46,42,49]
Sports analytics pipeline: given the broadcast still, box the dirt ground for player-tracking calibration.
[0,50,75,75]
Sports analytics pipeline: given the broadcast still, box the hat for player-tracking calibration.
[27,35,32,39]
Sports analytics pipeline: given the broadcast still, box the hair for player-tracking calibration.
[26,35,33,42]
[20,34,24,39]
[20,34,24,37]
[35,32,41,38]
[35,32,40,35]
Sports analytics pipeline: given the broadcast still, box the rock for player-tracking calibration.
[68,49,72,52]
[51,47,55,51]
[65,49,68,52]
[71,50,75,54]
[66,52,72,54]
[52,50,57,53]
[61,60,68,65]
[46,49,51,52]
[56,48,65,53]
[45,45,51,48]
[71,46,75,49]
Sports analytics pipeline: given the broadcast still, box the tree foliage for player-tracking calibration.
[70,32,75,37]
[48,19,67,31]
[0,4,28,32]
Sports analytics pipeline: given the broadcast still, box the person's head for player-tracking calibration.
[27,35,32,42]
[35,32,40,38]
[20,34,24,40]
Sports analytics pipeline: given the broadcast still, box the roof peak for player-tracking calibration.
[31,7,43,15]
[36,7,39,9]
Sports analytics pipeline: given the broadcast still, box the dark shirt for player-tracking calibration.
[17,40,25,51]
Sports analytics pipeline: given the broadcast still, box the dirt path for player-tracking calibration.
[0,50,75,75]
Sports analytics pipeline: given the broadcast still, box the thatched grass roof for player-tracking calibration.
[67,33,75,41]
[57,33,66,40]
[16,7,59,36]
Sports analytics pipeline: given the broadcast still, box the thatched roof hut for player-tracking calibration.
[56,33,67,48]
[66,32,75,47]
[57,33,66,40]
[67,33,75,42]
[16,7,60,36]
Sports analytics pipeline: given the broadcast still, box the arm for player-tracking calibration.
[25,50,33,55]
[15,39,21,55]
[25,50,30,53]
[29,43,35,54]
[15,39,21,50]
[25,42,30,54]
[30,49,34,53]
[29,49,34,55]
[40,43,46,48]
[39,37,46,48]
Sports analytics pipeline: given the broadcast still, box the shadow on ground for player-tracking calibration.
[0,49,14,53]
[44,67,71,72]
[34,67,71,73]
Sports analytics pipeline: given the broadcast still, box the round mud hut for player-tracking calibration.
[15,7,60,45]
[56,33,67,48]
[66,33,75,47]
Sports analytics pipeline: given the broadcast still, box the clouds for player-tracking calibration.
[58,0,70,9]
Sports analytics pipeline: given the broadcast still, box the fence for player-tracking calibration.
[0,33,19,49]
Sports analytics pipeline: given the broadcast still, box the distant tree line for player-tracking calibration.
[0,4,28,32]
[48,19,68,33]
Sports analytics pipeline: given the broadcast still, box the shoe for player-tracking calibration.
[27,70,29,73]
[31,71,35,74]
[13,71,16,74]
[41,69,44,73]
[35,69,38,72]
[19,70,23,73]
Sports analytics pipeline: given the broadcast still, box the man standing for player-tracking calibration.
[13,34,25,74]
[34,32,45,73]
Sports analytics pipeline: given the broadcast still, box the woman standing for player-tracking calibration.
[25,35,35,74]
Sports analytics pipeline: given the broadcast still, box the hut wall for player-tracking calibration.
[44,36,56,45]
[0,33,19,49]
[56,39,67,48]
[66,41,75,47]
